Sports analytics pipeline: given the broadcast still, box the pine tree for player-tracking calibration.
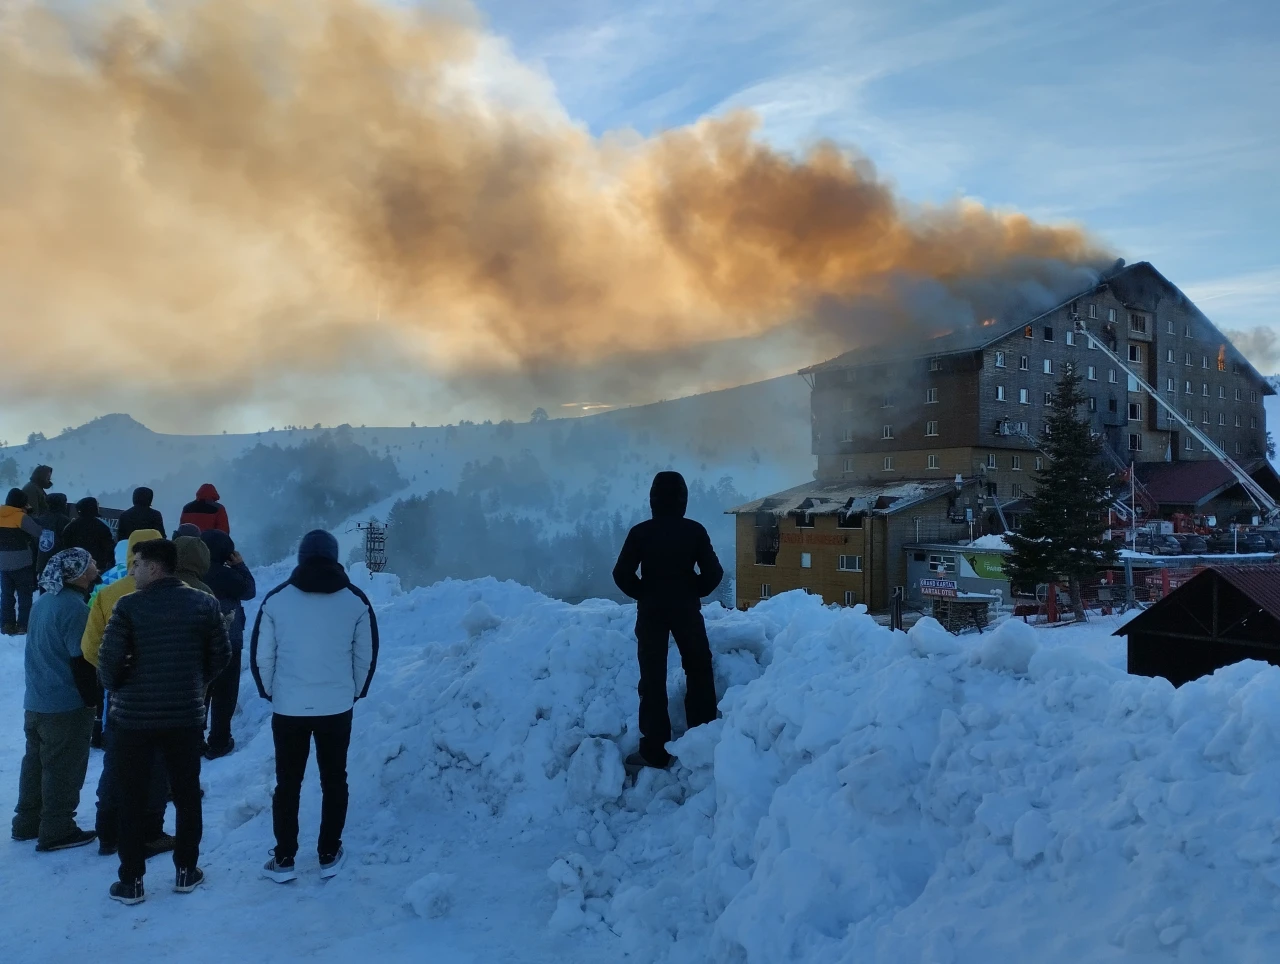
[1006,365,1118,619]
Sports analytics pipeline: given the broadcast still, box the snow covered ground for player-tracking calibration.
[3,574,1280,962]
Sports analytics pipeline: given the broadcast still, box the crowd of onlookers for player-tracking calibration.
[4,465,378,904]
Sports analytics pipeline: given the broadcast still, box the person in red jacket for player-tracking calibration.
[178,485,229,535]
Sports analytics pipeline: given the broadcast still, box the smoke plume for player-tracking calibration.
[0,0,1110,430]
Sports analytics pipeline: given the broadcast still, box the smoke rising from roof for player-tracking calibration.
[0,0,1112,431]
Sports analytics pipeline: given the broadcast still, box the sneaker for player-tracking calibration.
[98,840,118,857]
[35,828,98,852]
[203,738,235,760]
[263,852,297,884]
[143,833,176,859]
[175,866,205,893]
[318,846,346,880]
[109,878,145,905]
[624,751,672,770]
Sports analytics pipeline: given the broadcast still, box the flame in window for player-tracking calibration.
[1218,345,1226,372]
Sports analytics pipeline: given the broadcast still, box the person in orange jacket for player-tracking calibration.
[179,484,229,535]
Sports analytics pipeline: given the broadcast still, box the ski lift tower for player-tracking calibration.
[356,520,388,573]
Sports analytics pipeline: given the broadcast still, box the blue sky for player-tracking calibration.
[477,0,1280,336]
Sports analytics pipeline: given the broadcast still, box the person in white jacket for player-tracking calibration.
[250,530,377,883]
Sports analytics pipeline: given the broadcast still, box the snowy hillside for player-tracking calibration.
[4,577,1279,961]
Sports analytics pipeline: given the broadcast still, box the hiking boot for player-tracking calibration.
[263,852,297,884]
[13,625,26,636]
[144,833,176,859]
[11,827,38,843]
[625,751,672,770]
[109,878,145,905]
[203,738,235,760]
[98,839,118,857]
[35,828,98,852]
[318,846,346,880]
[175,866,205,893]
[0,623,15,637]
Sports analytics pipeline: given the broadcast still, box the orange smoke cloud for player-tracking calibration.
[0,0,1107,419]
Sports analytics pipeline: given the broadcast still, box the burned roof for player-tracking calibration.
[726,477,975,517]
[800,261,1276,392]
[1134,460,1280,508]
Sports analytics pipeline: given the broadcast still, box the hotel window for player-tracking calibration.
[1128,374,1140,392]
[926,388,938,404]
[1128,344,1142,363]
[800,552,812,569]
[1108,369,1117,384]
[1035,457,1044,471]
[1128,402,1142,421]
[1018,388,1029,404]
[1202,383,1209,397]
[882,456,894,471]
[1251,391,1259,402]
[1108,308,1117,323]
[987,454,997,469]
[1011,483,1024,498]
[1201,410,1210,424]
[1219,413,1227,426]
[882,396,893,408]
[1043,359,1054,374]
[1185,436,1194,451]
[1184,381,1192,395]
[1185,324,1193,337]
[1065,330,1076,346]
[930,358,942,372]
[1166,378,1175,392]
[1020,355,1030,371]
[760,584,771,599]
[1184,408,1193,422]
[1166,319,1175,334]
[882,425,893,439]
[925,420,939,436]
[996,385,1007,401]
[1012,456,1022,470]
[928,554,958,574]
[1235,414,1242,427]
[927,454,939,469]
[1044,326,1054,341]
[1235,388,1242,401]
[1024,326,1034,339]
[1129,313,1147,333]
[994,351,1006,368]
[1129,433,1142,451]
[838,555,863,572]
[1109,398,1118,414]
[1088,304,1097,319]
[1087,366,1096,380]
[1236,442,1243,454]
[843,458,854,472]
[844,590,857,606]
[841,427,855,443]
[1185,353,1192,366]
[1201,356,1209,369]
[1044,391,1053,406]
[1087,397,1097,411]
[1251,416,1259,429]
[1166,349,1175,363]
[1218,386,1226,399]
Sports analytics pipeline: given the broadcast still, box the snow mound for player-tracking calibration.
[212,576,1280,962]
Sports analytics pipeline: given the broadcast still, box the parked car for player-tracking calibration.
[1132,533,1181,556]
[1253,529,1280,552]
[1172,533,1209,555]
[1208,530,1270,554]
[1240,532,1274,554]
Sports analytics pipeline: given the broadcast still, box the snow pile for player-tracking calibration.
[967,533,1011,550]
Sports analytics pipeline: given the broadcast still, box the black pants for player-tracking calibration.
[272,710,352,861]
[635,605,717,765]
[0,566,35,628]
[96,711,169,846]
[205,648,242,750]
[115,727,203,882]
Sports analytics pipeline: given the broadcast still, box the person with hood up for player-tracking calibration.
[179,484,230,535]
[201,530,256,759]
[21,465,53,519]
[1,488,42,636]
[612,471,724,770]
[12,549,101,851]
[98,538,231,904]
[82,528,172,859]
[116,488,165,545]
[252,530,377,883]
[174,536,212,596]
[35,493,73,575]
[60,498,115,574]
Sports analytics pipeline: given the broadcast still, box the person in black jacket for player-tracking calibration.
[97,539,231,905]
[116,488,165,545]
[35,493,73,575]
[200,530,256,758]
[60,498,115,575]
[612,471,724,770]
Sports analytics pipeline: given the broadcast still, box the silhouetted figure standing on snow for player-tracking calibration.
[612,471,723,770]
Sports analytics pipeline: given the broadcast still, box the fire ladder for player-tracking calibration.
[1073,318,1280,521]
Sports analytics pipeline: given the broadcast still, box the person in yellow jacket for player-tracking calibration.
[81,529,173,857]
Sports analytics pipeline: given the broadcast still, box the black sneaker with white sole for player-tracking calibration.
[263,852,297,884]
[36,828,98,852]
[318,846,346,879]
[109,879,145,905]
[175,866,205,893]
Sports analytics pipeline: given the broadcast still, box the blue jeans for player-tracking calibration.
[1,566,35,628]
